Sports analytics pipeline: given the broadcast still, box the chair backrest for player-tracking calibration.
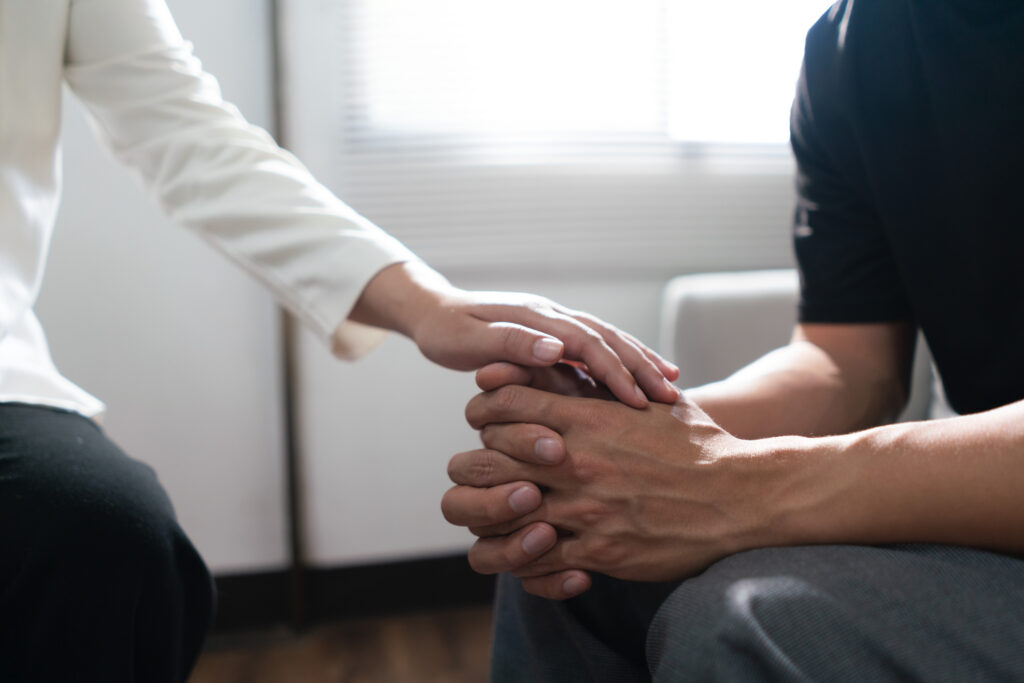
[659,269,934,422]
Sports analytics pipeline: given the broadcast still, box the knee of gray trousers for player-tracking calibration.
[647,566,858,682]
[646,544,1024,682]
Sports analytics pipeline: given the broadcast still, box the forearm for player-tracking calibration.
[688,340,906,439]
[756,399,1024,555]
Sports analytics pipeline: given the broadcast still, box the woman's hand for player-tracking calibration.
[350,261,679,408]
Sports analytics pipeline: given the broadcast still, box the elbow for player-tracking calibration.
[865,370,912,427]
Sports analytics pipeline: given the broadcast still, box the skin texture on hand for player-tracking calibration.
[448,358,1024,602]
[437,322,914,601]
[443,364,792,600]
[348,262,680,408]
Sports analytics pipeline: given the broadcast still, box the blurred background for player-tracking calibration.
[38,0,833,679]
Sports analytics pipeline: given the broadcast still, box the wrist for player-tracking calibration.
[733,433,857,551]
[350,261,458,339]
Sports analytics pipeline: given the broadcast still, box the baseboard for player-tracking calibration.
[211,570,292,633]
[211,554,495,633]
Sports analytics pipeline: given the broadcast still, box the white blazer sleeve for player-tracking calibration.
[62,0,419,359]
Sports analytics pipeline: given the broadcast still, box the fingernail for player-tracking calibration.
[522,527,551,555]
[663,378,680,398]
[562,575,588,597]
[633,384,648,405]
[533,338,563,363]
[534,437,563,464]
[509,486,540,514]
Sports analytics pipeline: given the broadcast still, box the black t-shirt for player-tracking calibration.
[792,0,1024,415]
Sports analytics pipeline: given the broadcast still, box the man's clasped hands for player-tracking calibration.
[443,361,789,601]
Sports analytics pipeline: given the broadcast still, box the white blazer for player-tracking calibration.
[0,0,416,416]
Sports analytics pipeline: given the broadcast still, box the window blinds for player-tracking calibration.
[278,0,832,274]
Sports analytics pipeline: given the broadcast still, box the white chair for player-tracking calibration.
[659,269,935,422]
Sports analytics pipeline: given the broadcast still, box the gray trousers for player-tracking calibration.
[491,544,1024,681]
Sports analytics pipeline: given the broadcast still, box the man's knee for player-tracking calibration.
[646,548,887,682]
[645,544,1024,682]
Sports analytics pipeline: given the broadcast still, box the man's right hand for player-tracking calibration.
[443,363,610,598]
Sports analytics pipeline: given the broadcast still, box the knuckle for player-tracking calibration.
[479,424,498,449]
[523,296,551,314]
[585,322,612,343]
[567,452,606,484]
[575,325,605,348]
[466,451,498,486]
[500,325,527,354]
[639,355,663,375]
[583,535,625,568]
[625,341,656,367]
[556,325,597,355]
[575,499,609,528]
[570,310,599,325]
[493,385,522,414]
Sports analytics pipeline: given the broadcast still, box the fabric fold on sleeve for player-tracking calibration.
[64,0,420,357]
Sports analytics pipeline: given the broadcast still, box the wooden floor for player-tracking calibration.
[189,605,493,683]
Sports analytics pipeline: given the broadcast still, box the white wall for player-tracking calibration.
[35,0,289,573]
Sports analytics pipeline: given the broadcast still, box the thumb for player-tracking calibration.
[485,322,565,367]
[476,362,536,391]
[477,362,613,400]
[419,319,564,371]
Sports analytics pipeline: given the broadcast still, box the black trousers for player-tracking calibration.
[0,404,214,682]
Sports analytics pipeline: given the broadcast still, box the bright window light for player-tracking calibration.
[348,0,834,145]
[668,0,834,144]
[353,0,665,135]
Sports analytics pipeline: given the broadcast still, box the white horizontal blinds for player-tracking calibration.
[287,0,833,273]
[343,0,667,141]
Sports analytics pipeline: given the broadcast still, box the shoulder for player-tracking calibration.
[800,0,910,106]
[793,1,910,172]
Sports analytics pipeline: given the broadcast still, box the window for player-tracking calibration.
[353,0,665,138]
[279,0,834,272]
[346,0,829,146]
[668,1,832,145]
